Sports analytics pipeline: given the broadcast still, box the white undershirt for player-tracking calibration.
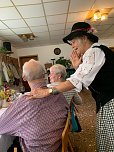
[67,43,105,92]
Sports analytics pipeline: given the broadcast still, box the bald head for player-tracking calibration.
[22,59,45,81]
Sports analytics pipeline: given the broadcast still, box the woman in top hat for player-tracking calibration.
[29,22,114,152]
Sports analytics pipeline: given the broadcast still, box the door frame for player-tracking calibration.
[19,55,38,68]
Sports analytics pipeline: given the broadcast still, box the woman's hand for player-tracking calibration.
[26,88,50,99]
[25,81,75,99]
[70,50,82,69]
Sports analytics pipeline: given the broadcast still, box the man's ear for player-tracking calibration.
[58,73,62,79]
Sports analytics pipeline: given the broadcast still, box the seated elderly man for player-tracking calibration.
[47,64,82,105]
[0,59,69,152]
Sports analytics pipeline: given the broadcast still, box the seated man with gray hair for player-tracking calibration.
[0,59,69,152]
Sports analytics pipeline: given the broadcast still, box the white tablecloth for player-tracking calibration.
[0,108,15,152]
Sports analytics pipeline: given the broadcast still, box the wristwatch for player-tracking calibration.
[48,88,60,95]
[49,88,53,94]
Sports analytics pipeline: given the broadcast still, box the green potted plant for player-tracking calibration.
[56,57,71,69]
[0,47,8,53]
[0,46,13,54]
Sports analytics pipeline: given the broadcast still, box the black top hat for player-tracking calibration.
[63,22,98,44]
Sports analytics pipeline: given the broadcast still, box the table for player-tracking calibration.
[0,108,15,152]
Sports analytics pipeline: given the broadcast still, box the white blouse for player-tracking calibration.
[67,43,105,92]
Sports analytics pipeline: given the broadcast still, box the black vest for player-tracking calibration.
[88,45,114,112]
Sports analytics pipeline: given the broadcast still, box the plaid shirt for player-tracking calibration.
[0,82,69,152]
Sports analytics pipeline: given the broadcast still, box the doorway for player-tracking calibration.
[19,55,38,92]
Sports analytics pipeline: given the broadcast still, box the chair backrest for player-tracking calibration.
[62,112,74,152]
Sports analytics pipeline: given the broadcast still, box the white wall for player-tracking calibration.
[16,38,114,66]
[10,46,18,58]
[16,44,72,66]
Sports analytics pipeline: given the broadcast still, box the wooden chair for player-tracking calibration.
[62,112,74,152]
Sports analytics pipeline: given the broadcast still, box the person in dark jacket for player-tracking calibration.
[29,22,114,152]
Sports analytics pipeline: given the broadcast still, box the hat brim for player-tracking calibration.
[63,31,77,45]
[63,31,98,45]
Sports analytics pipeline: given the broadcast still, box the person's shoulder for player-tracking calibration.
[84,43,103,57]
[90,43,103,51]
[14,92,32,103]
[56,93,68,102]
[48,92,65,101]
[13,94,26,104]
[55,93,68,104]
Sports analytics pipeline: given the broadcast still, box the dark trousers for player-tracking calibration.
[7,137,23,152]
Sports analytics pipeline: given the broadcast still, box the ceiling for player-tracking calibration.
[0,0,114,49]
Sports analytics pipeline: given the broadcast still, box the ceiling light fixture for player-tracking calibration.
[18,33,36,42]
[94,10,101,20]
[21,34,28,42]
[29,35,34,40]
[101,13,108,21]
[86,8,113,22]
[92,10,108,21]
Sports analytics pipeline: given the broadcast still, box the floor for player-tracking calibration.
[70,88,97,152]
